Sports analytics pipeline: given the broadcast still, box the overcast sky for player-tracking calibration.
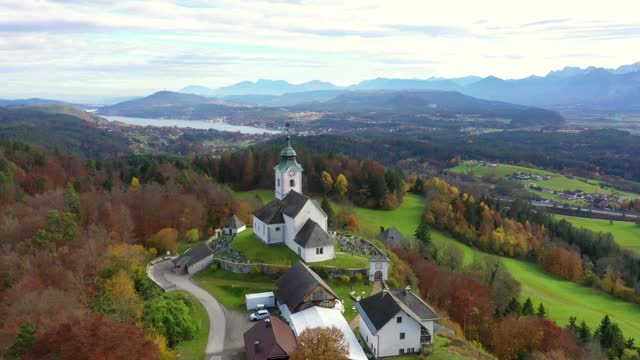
[2,0,639,101]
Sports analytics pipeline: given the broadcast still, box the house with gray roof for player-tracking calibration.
[275,261,339,321]
[224,214,246,235]
[356,286,439,358]
[377,227,404,248]
[172,243,214,274]
[252,136,335,263]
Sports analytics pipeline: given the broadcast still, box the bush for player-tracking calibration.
[143,295,197,347]
[251,265,262,274]
[210,262,219,271]
[354,272,363,282]
[185,229,200,243]
[340,275,350,283]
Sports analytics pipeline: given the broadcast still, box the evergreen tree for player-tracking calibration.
[521,297,535,316]
[536,303,547,318]
[578,321,592,344]
[321,197,336,230]
[625,337,635,349]
[414,220,432,245]
[504,297,521,317]
[64,182,81,216]
[594,314,626,358]
[7,322,37,359]
[567,316,578,334]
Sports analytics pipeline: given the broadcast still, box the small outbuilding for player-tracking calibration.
[368,254,389,282]
[246,291,276,310]
[224,214,246,235]
[172,244,214,275]
[377,226,404,248]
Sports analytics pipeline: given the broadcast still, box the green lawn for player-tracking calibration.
[327,279,373,321]
[235,189,275,204]
[314,253,370,269]
[172,291,209,360]
[232,229,300,266]
[555,215,640,255]
[235,191,640,339]
[193,267,277,310]
[377,336,494,360]
[232,228,370,269]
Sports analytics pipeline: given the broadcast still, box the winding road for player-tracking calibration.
[149,260,227,360]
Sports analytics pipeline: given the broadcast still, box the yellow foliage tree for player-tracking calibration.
[130,176,140,192]
[321,171,334,194]
[335,174,348,198]
[146,228,179,255]
[104,270,143,322]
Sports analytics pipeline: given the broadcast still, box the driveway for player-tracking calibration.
[149,260,227,360]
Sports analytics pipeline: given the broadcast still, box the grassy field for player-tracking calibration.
[235,189,274,204]
[193,267,277,310]
[449,161,639,200]
[327,279,372,321]
[172,291,209,360]
[235,191,640,339]
[555,215,640,255]
[231,229,369,268]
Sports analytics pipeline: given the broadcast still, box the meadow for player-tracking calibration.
[449,161,639,200]
[235,190,640,339]
[555,215,640,255]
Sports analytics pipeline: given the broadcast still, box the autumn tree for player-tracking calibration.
[290,326,349,360]
[103,270,143,322]
[7,322,37,360]
[335,174,348,198]
[146,228,179,255]
[24,315,161,360]
[321,171,334,194]
[321,197,336,230]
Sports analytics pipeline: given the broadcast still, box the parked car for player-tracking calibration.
[249,309,270,321]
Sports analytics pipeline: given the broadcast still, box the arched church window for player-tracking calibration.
[290,179,295,187]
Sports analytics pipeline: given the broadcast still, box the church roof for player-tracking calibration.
[225,215,245,229]
[275,136,303,172]
[253,190,316,225]
[293,219,334,248]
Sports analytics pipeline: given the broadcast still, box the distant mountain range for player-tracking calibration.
[180,62,640,111]
[97,89,564,128]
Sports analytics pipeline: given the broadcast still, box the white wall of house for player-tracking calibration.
[223,224,246,235]
[360,309,424,358]
[253,216,268,243]
[301,244,335,263]
[275,166,302,200]
[252,217,285,245]
[186,254,214,275]
[279,303,292,323]
[283,201,328,248]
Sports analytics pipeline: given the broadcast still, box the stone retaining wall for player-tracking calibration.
[214,257,368,279]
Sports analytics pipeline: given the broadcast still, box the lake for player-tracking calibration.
[102,116,280,134]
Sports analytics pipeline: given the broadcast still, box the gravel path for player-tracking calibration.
[149,261,227,359]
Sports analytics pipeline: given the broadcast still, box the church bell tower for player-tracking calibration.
[274,136,303,200]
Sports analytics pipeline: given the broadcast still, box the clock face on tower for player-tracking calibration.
[288,169,296,176]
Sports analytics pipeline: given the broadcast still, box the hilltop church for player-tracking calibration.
[252,137,336,263]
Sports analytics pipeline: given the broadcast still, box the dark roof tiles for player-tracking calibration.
[243,316,297,360]
[275,261,338,310]
[357,288,439,334]
[293,219,334,248]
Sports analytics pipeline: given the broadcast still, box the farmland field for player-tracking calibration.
[449,161,639,201]
[555,215,640,255]
[235,191,640,339]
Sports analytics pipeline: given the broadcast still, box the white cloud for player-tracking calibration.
[0,0,639,100]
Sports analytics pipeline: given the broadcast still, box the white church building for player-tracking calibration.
[252,137,336,263]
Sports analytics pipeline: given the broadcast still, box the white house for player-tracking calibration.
[289,306,367,360]
[252,136,335,263]
[356,287,440,358]
[224,214,246,235]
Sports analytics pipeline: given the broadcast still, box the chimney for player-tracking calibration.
[404,285,411,295]
[254,341,260,352]
[265,317,271,328]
